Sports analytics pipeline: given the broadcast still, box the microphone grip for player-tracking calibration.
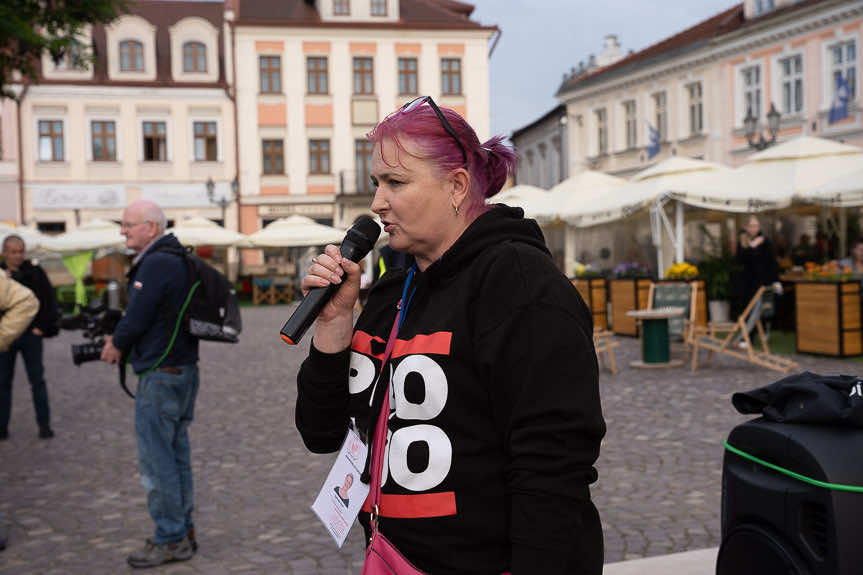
[280,241,367,345]
[279,283,339,345]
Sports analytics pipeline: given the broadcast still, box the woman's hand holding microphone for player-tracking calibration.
[301,244,363,352]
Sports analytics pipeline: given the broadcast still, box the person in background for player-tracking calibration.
[296,97,605,574]
[100,201,199,568]
[733,216,783,346]
[0,235,58,440]
[790,233,817,267]
[839,239,863,276]
[0,273,39,551]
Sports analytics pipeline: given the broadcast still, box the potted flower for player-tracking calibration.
[612,262,650,280]
[664,262,699,280]
[698,254,738,322]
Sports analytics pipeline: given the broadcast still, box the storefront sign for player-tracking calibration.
[30,184,126,210]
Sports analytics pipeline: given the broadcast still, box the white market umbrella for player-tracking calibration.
[571,157,729,227]
[167,216,247,247]
[674,136,863,212]
[0,224,48,251]
[532,170,627,224]
[243,215,346,248]
[491,184,549,218]
[800,164,863,207]
[40,219,125,253]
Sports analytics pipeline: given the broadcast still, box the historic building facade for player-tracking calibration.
[556,0,863,176]
[231,0,495,240]
[0,98,19,223]
[17,1,236,233]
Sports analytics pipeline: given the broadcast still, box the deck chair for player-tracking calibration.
[690,286,798,373]
[594,329,620,374]
[645,281,699,345]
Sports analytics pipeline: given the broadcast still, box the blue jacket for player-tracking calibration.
[113,234,199,374]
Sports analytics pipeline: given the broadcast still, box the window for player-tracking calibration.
[398,58,418,96]
[142,121,167,162]
[54,43,85,71]
[754,0,774,15]
[623,100,637,149]
[441,58,461,95]
[688,82,703,135]
[653,91,667,141]
[91,121,116,161]
[309,139,330,174]
[333,0,350,15]
[742,65,761,120]
[831,40,857,101]
[183,42,207,73]
[307,57,328,94]
[119,40,144,72]
[38,120,64,161]
[596,108,607,155]
[353,57,374,95]
[355,140,374,194]
[193,121,217,161]
[780,54,803,114]
[371,0,387,16]
[262,140,284,174]
[260,56,281,94]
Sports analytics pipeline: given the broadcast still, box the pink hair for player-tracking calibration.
[367,103,517,218]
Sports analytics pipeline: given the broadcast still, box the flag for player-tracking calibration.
[647,122,660,159]
[829,73,851,124]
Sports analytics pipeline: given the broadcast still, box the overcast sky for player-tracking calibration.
[467,0,739,138]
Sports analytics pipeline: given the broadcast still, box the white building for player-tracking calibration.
[18,1,237,235]
[231,0,496,262]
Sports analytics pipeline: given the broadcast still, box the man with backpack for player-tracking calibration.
[101,200,199,568]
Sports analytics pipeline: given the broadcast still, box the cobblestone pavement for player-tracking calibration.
[1,305,859,573]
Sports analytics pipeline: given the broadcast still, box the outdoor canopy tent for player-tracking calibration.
[40,219,125,253]
[670,136,863,212]
[167,216,248,247]
[800,165,863,207]
[242,215,346,248]
[569,157,730,227]
[531,170,626,225]
[491,184,549,218]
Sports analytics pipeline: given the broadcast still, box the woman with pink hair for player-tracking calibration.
[296,97,604,574]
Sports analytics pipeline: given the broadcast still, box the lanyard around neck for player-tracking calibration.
[397,263,418,334]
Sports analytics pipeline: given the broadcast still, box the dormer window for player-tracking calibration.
[183,42,207,73]
[334,0,350,15]
[371,0,387,16]
[120,40,144,72]
[753,0,774,16]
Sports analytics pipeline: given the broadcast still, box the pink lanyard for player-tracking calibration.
[368,304,401,535]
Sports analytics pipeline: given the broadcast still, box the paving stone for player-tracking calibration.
[0,305,858,571]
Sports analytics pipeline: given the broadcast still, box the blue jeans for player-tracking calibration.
[135,364,199,544]
[0,331,51,432]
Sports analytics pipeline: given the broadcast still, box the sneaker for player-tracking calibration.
[38,427,54,439]
[127,536,194,568]
[0,523,7,551]
[0,429,7,441]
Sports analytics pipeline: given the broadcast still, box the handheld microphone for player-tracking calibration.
[280,217,381,345]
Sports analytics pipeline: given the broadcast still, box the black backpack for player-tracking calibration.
[159,246,242,343]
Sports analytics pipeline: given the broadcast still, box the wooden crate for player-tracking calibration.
[609,278,652,336]
[571,278,608,331]
[795,281,862,357]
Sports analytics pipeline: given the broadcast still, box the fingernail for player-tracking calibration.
[332,274,341,283]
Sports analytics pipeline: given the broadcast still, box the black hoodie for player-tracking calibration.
[2,260,58,337]
[297,206,605,574]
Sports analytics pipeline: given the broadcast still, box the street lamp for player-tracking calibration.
[744,103,781,151]
[206,176,239,227]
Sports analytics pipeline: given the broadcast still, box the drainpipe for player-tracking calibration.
[226,10,243,278]
[14,83,30,224]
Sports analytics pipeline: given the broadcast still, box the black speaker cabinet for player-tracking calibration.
[717,417,863,575]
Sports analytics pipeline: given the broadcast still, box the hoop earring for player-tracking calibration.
[454,204,460,216]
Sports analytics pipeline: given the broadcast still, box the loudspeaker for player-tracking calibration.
[717,418,863,575]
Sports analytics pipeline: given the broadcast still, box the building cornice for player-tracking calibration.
[20,84,231,100]
[234,20,497,34]
[560,0,863,105]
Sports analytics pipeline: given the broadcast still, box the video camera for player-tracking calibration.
[59,299,123,365]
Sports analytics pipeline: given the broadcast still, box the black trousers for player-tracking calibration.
[0,331,51,432]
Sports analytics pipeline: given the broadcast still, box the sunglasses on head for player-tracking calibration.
[397,96,468,165]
